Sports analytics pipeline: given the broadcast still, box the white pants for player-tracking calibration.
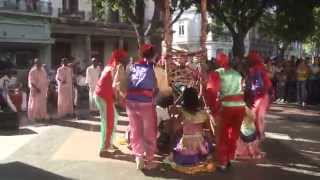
[89,88,98,111]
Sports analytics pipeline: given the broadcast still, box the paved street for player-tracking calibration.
[0,104,320,180]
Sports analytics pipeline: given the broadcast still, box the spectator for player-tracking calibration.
[56,58,74,118]
[296,60,310,107]
[28,59,49,120]
[275,63,287,104]
[284,60,297,102]
[85,57,101,113]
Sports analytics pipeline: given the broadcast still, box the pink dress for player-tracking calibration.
[28,67,49,120]
[173,111,212,166]
[56,65,74,117]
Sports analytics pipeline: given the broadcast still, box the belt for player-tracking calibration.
[127,89,154,97]
[222,95,244,102]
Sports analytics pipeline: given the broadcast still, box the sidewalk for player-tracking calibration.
[0,105,319,180]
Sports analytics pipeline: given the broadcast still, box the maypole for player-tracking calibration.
[200,0,208,59]
[164,0,172,54]
[199,0,208,100]
[163,0,173,86]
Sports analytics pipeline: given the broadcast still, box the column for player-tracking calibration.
[119,36,124,49]
[71,35,91,69]
[84,35,91,66]
[103,37,117,65]
[39,44,52,68]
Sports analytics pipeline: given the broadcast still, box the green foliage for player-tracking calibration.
[194,0,319,57]
[206,0,272,35]
[259,0,318,49]
[303,7,320,55]
[209,19,232,42]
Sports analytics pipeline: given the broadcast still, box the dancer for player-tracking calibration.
[94,49,128,156]
[236,51,272,159]
[169,87,213,174]
[126,44,158,170]
[210,53,246,171]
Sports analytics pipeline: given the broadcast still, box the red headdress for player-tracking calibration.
[216,52,230,69]
[247,51,264,66]
[141,44,154,58]
[107,49,128,67]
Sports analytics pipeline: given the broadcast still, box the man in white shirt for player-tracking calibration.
[85,57,101,112]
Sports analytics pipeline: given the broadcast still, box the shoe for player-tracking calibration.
[135,157,144,170]
[144,161,159,170]
[227,162,232,168]
[108,145,119,152]
[217,165,228,172]
[99,150,113,158]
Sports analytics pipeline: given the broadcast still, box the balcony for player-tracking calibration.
[0,0,52,15]
[58,8,85,20]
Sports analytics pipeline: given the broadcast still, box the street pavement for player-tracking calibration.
[0,104,320,180]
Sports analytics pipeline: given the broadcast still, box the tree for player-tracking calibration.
[200,0,319,58]
[205,0,272,58]
[305,7,320,56]
[94,0,193,52]
[259,0,317,58]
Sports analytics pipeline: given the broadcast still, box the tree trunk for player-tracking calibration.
[279,42,289,59]
[200,0,208,54]
[232,34,246,58]
[134,25,145,57]
[164,0,172,54]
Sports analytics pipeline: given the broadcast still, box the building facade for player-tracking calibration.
[172,7,277,60]
[0,0,138,71]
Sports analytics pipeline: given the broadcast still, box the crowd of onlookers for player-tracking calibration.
[265,56,320,106]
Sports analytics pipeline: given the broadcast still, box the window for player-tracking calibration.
[0,49,37,70]
[63,0,79,11]
[178,24,185,36]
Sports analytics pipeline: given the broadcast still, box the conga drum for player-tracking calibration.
[9,89,23,112]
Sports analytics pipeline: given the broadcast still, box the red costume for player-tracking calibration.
[246,51,272,139]
[206,53,245,168]
[95,49,128,152]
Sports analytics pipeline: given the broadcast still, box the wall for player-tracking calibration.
[172,6,266,58]
[79,0,92,20]
[144,0,154,25]
[103,37,118,64]
[51,0,63,18]
[71,35,91,68]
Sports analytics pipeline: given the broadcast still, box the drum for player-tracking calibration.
[8,89,22,112]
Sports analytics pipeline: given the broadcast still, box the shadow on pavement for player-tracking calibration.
[100,150,135,163]
[44,119,100,132]
[268,109,320,126]
[0,162,73,180]
[0,128,38,136]
[142,136,320,179]
[262,138,320,168]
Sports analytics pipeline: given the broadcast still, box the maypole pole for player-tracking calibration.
[164,0,172,54]
[163,0,173,86]
[200,0,208,58]
[200,0,216,135]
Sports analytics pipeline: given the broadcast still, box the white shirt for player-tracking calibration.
[7,76,17,88]
[156,105,170,126]
[310,64,320,74]
[85,65,101,89]
[76,75,87,87]
[0,75,9,89]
